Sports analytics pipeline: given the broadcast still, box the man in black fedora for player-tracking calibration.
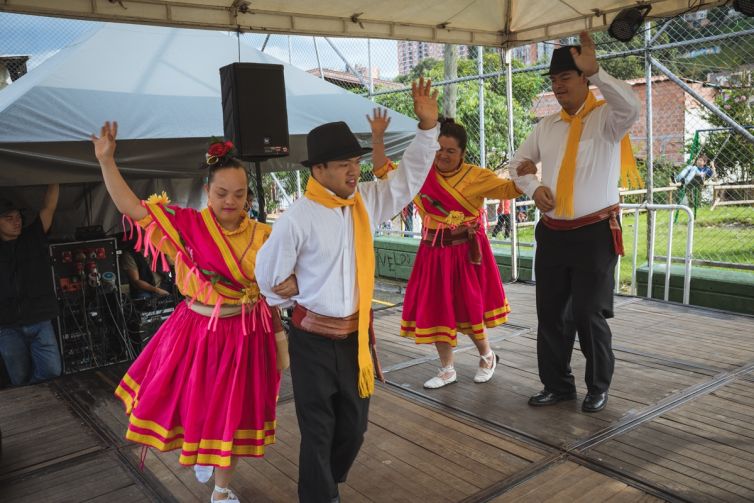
[256,78,439,502]
[511,31,641,413]
[0,184,62,387]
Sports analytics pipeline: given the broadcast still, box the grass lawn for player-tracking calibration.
[492,206,754,292]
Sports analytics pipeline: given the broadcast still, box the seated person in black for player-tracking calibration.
[118,234,171,300]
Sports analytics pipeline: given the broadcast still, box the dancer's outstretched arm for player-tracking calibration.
[360,78,439,225]
[367,107,391,173]
[91,121,147,221]
[39,183,59,233]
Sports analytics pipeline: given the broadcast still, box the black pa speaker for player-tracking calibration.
[220,63,290,160]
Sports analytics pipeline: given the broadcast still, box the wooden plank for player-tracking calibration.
[368,392,542,477]
[587,379,754,502]
[630,422,754,472]
[1,451,154,503]
[383,331,716,449]
[0,383,104,477]
[590,440,742,502]
[4,283,754,503]
[610,434,754,492]
[489,461,582,502]
[85,484,156,503]
[488,461,662,503]
[124,447,206,503]
[385,354,612,448]
[110,386,542,502]
[604,487,669,503]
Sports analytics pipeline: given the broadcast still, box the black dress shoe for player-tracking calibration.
[582,392,608,412]
[528,389,577,406]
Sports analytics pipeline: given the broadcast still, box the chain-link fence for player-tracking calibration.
[2,5,752,293]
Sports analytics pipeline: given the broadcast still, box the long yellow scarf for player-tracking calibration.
[555,91,644,217]
[304,176,375,398]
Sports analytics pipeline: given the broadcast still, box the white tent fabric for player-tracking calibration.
[0,22,418,186]
[0,0,726,47]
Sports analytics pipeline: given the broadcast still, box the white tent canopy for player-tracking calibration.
[0,22,418,186]
[0,0,727,47]
[0,22,420,237]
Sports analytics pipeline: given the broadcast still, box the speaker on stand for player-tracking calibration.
[219,63,290,223]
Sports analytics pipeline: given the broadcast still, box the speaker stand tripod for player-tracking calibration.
[253,159,267,224]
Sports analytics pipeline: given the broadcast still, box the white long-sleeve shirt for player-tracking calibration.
[511,67,641,219]
[255,124,440,316]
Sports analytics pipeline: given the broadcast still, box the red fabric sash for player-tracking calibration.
[414,165,483,264]
[414,164,479,223]
[150,205,247,292]
[540,204,624,256]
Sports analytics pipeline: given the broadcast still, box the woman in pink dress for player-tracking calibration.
[371,116,532,389]
[92,122,288,503]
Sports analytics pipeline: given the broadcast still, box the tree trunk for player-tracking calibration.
[443,44,458,119]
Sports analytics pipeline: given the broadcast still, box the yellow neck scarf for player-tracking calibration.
[555,91,644,217]
[304,176,375,398]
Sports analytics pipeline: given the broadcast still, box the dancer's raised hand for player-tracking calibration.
[411,77,439,130]
[90,121,146,220]
[571,31,599,77]
[91,121,118,161]
[367,108,391,140]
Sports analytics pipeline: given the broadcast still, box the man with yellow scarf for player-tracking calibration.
[511,31,641,413]
[256,78,439,502]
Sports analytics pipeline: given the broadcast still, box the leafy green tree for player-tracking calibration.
[591,30,645,81]
[702,75,754,181]
[374,49,545,169]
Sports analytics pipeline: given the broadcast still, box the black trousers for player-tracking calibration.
[534,219,618,395]
[289,326,370,503]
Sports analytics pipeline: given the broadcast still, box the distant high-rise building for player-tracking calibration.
[510,42,557,66]
[397,41,469,75]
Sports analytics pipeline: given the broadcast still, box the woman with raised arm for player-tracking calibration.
[371,116,535,389]
[92,122,288,503]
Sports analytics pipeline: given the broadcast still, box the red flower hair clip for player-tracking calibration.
[202,138,237,168]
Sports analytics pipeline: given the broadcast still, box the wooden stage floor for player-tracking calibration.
[1,282,753,502]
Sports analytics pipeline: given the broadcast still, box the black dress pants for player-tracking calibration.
[534,219,618,395]
[289,326,370,503]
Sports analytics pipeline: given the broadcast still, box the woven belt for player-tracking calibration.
[421,223,482,264]
[291,304,385,382]
[187,301,242,318]
[291,304,358,340]
[541,204,624,255]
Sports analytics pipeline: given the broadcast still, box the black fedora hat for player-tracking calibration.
[543,45,581,76]
[301,121,371,168]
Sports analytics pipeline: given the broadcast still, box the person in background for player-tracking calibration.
[492,198,512,239]
[119,234,171,300]
[675,153,715,213]
[0,184,62,386]
[246,190,260,220]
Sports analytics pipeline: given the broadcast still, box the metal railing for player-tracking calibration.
[378,201,695,305]
[500,201,695,304]
[627,203,694,305]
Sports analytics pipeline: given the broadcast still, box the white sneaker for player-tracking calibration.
[423,366,457,389]
[474,352,499,383]
[211,485,239,503]
[194,464,214,483]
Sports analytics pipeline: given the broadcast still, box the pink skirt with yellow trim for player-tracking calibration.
[115,302,280,467]
[400,233,510,347]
